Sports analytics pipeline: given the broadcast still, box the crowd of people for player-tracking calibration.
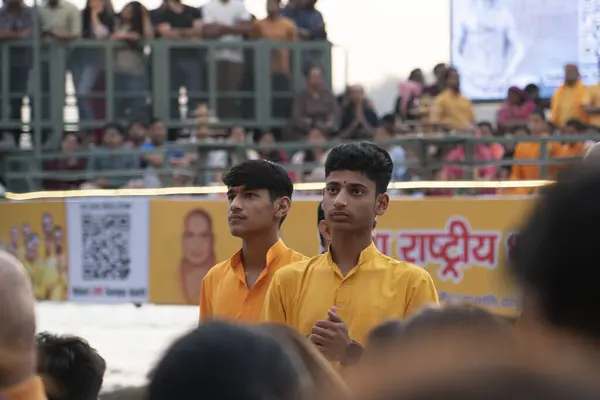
[3,141,600,400]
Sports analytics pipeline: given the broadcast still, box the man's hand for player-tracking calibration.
[308,306,351,362]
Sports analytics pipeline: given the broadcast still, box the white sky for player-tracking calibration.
[23,0,452,93]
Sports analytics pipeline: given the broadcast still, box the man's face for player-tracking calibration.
[565,65,579,84]
[446,71,460,90]
[226,187,280,237]
[527,114,546,135]
[348,86,364,103]
[129,123,146,143]
[323,170,383,233]
[307,68,324,90]
[266,0,280,15]
[103,128,122,148]
[478,124,493,138]
[150,121,167,144]
[182,213,212,266]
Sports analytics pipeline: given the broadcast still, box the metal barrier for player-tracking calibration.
[2,134,597,193]
[0,38,332,149]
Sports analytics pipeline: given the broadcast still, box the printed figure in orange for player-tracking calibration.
[180,209,216,305]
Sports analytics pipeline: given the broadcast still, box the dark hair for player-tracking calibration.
[121,1,145,35]
[565,118,587,132]
[433,63,447,74]
[82,0,115,38]
[524,83,539,93]
[367,319,405,348]
[324,142,393,195]
[511,165,600,340]
[477,121,493,132]
[149,323,301,400]
[102,123,124,136]
[317,201,325,247]
[36,332,106,400]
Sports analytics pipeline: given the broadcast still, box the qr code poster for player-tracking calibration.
[66,197,150,303]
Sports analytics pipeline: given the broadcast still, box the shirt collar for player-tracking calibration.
[326,241,379,269]
[231,239,288,271]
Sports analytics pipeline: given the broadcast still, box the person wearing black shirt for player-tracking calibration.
[154,0,204,124]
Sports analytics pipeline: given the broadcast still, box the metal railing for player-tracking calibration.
[0,38,332,150]
[2,134,597,193]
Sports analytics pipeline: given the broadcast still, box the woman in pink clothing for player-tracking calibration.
[430,131,496,196]
[496,87,536,132]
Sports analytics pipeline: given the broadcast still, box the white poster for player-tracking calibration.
[66,197,150,303]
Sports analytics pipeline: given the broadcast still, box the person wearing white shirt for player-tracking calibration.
[202,0,253,119]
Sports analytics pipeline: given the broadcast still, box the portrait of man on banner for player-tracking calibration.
[179,208,217,304]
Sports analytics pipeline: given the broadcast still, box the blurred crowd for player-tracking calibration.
[1,0,599,195]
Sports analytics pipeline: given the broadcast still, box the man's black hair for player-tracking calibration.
[36,332,106,400]
[102,123,124,135]
[222,160,294,225]
[565,118,588,132]
[324,142,393,195]
[511,164,600,340]
[149,322,300,400]
[317,201,325,247]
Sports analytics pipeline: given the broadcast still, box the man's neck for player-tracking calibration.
[241,230,280,271]
[330,229,373,276]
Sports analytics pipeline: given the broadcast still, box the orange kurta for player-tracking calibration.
[551,81,588,128]
[200,239,307,323]
[507,138,563,195]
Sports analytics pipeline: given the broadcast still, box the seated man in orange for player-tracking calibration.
[507,109,562,195]
[262,142,439,365]
[200,160,308,323]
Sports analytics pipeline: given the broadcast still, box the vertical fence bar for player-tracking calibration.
[1,45,9,125]
[31,3,42,155]
[105,40,115,124]
[540,137,548,179]
[254,41,268,128]
[207,43,217,119]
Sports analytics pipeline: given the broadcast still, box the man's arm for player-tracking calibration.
[404,269,439,317]
[199,276,212,323]
[260,272,287,324]
[582,87,600,114]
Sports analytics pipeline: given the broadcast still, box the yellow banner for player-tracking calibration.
[0,201,69,301]
[149,198,532,314]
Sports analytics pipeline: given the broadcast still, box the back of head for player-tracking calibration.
[149,322,301,400]
[257,324,347,397]
[584,142,600,163]
[36,332,106,400]
[0,250,36,388]
[222,159,293,201]
[324,142,393,195]
[366,320,405,350]
[100,386,147,400]
[367,367,600,400]
[511,164,600,340]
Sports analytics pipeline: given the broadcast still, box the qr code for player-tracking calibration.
[81,214,131,280]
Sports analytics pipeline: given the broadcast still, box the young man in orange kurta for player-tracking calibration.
[199,160,307,323]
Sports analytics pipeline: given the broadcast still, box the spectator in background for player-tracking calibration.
[84,123,143,189]
[524,83,549,111]
[374,124,407,181]
[282,0,326,41]
[254,130,288,163]
[154,0,203,122]
[43,132,87,190]
[291,65,338,139]
[551,64,588,129]
[112,1,153,123]
[496,86,536,132]
[393,69,424,122]
[202,0,253,119]
[291,126,329,182]
[124,120,147,148]
[581,72,600,131]
[423,63,447,97]
[36,332,106,400]
[206,125,259,184]
[141,118,186,170]
[430,67,475,132]
[508,109,562,195]
[254,0,298,121]
[557,119,590,160]
[339,84,378,139]
[0,0,32,147]
[73,0,115,125]
[478,121,504,160]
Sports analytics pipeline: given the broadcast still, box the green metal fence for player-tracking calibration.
[3,135,598,193]
[0,38,332,149]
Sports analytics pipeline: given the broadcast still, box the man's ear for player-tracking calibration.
[275,197,292,219]
[318,220,331,242]
[375,193,389,216]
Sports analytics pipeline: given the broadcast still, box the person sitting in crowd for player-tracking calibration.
[254,130,288,163]
[36,332,106,400]
[551,64,588,130]
[43,132,87,191]
[393,69,425,122]
[496,86,536,133]
[338,84,378,139]
[430,67,475,132]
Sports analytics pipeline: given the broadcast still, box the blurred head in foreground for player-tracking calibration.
[350,303,518,396]
[100,386,147,400]
[149,322,301,400]
[36,332,106,400]
[351,367,600,400]
[0,250,45,399]
[511,164,600,373]
[257,323,348,398]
